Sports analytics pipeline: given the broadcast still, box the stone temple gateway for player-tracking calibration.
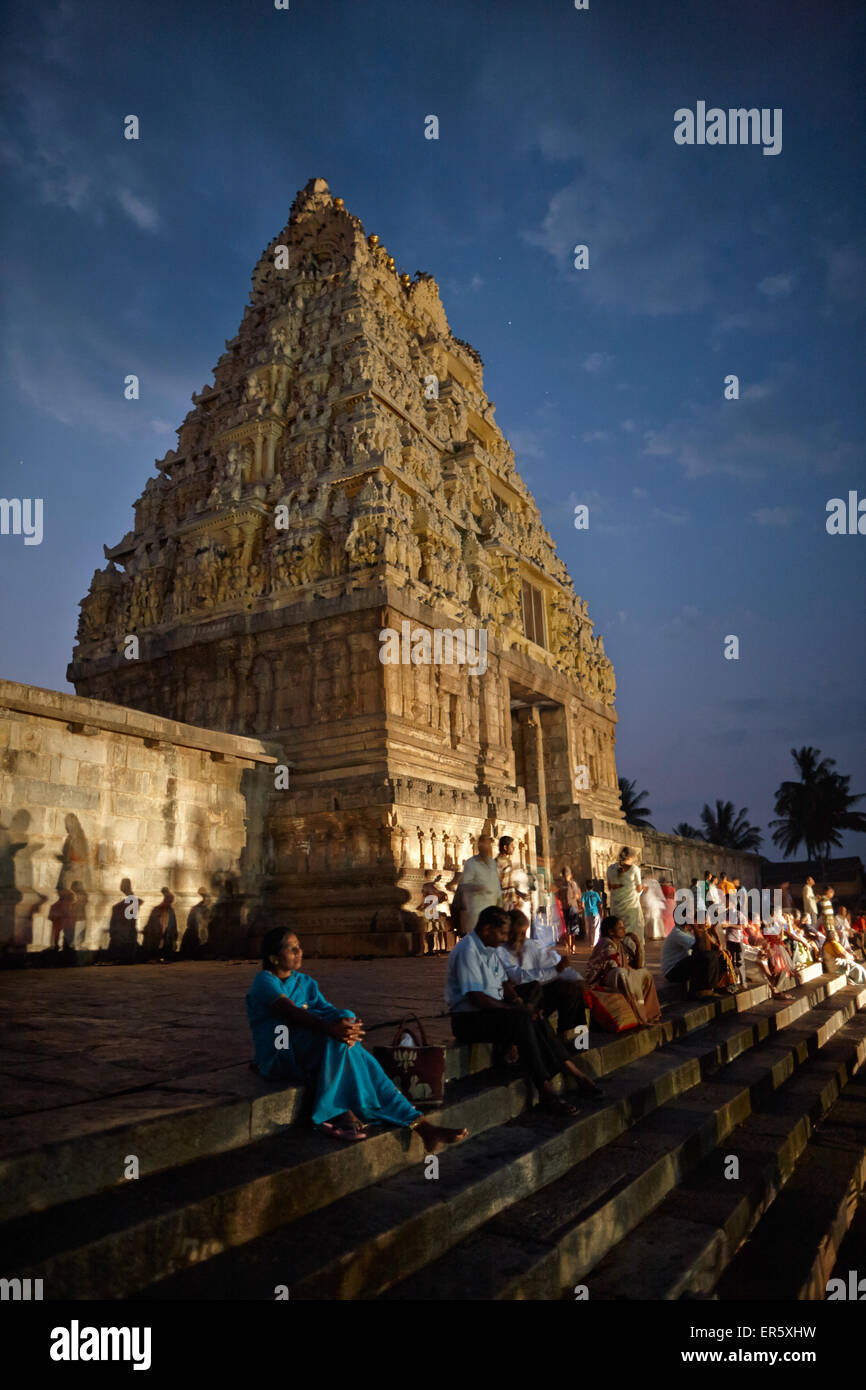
[67,178,630,956]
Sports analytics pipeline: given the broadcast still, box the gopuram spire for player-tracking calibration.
[68,179,623,954]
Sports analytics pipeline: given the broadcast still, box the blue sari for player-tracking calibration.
[245,969,420,1127]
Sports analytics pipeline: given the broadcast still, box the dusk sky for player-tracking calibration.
[1,0,864,855]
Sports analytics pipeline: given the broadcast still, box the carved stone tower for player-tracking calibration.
[68,177,627,954]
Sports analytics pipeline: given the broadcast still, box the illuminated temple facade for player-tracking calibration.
[68,178,630,954]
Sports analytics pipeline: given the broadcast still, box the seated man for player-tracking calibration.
[497,909,588,1035]
[446,905,603,1115]
[662,919,724,996]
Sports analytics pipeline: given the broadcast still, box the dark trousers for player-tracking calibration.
[515,979,587,1033]
[666,949,723,992]
[451,1007,573,1095]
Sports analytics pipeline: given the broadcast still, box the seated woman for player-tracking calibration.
[761,914,798,997]
[246,928,469,1153]
[584,916,662,1025]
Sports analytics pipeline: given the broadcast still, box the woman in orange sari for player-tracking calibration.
[585,916,662,1025]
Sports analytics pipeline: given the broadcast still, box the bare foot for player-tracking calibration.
[415,1119,469,1154]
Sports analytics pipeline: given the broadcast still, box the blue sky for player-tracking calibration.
[1,0,864,855]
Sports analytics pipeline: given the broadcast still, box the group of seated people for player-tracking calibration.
[662,899,866,999]
[244,886,866,1155]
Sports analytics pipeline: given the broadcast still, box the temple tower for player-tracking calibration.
[69,178,627,954]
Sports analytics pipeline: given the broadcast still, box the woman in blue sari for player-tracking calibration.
[246,927,469,1152]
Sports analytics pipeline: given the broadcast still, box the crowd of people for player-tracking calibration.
[241,830,865,1153]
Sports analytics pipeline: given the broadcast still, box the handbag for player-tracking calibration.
[587,987,640,1033]
[373,1013,446,1106]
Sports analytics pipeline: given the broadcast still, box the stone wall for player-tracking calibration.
[0,680,278,955]
[638,827,762,891]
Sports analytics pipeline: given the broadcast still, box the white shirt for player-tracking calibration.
[459,855,503,933]
[497,939,562,986]
[445,930,508,1012]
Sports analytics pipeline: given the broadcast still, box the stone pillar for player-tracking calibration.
[252,433,264,483]
[264,428,277,481]
[519,706,552,889]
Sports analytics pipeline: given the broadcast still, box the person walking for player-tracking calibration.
[581,880,603,946]
[606,848,645,946]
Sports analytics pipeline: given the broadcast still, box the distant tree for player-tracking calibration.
[770,746,866,874]
[673,822,703,840]
[618,777,654,830]
[699,799,762,852]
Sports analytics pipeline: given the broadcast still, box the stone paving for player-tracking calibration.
[0,940,665,1158]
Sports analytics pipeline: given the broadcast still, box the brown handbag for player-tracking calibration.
[373,1013,446,1106]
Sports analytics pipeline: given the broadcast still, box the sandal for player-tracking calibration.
[320,1121,368,1142]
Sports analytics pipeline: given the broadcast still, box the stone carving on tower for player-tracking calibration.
[68,177,624,955]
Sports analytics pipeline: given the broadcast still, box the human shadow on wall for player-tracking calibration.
[56,813,89,892]
[0,809,46,953]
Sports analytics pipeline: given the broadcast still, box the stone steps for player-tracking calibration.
[379,982,866,1300]
[582,1007,866,1299]
[0,978,776,1224]
[119,978,849,1300]
[714,1060,866,1301]
[5,969,861,1301]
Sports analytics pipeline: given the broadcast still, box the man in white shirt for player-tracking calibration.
[497,909,586,1035]
[458,829,503,935]
[802,876,818,925]
[446,906,602,1110]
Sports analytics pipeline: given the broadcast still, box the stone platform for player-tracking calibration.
[5,943,866,1301]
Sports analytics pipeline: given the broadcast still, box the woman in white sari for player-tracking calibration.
[641,876,667,941]
[607,847,646,946]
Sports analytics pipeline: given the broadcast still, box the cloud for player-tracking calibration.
[651,506,689,525]
[582,352,612,374]
[509,428,546,461]
[581,429,610,443]
[2,40,161,235]
[522,155,718,317]
[757,273,794,298]
[662,605,703,635]
[640,399,858,482]
[621,419,637,433]
[751,506,801,526]
[822,238,866,314]
[116,189,161,232]
[741,382,773,400]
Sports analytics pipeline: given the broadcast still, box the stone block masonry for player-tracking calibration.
[0,679,278,955]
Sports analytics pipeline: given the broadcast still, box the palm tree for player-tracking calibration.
[618,777,654,829]
[770,746,866,873]
[673,821,703,840]
[699,799,762,852]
